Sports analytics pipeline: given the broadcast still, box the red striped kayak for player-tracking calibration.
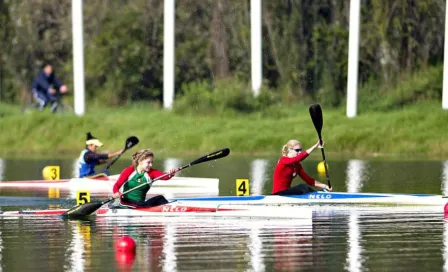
[0,203,313,219]
[0,175,219,195]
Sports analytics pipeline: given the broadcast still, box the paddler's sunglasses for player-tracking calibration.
[290,148,302,152]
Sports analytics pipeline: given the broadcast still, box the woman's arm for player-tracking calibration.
[298,167,332,191]
[84,152,108,163]
[280,140,323,165]
[149,168,178,180]
[280,152,310,164]
[112,166,134,195]
[297,166,316,187]
[305,140,322,154]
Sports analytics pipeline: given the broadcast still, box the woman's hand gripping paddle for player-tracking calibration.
[102,136,140,173]
[61,148,231,219]
[309,104,331,189]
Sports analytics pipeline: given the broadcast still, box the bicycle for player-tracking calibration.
[21,90,74,115]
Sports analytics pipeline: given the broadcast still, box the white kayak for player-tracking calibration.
[0,203,313,219]
[173,191,448,206]
[0,175,219,195]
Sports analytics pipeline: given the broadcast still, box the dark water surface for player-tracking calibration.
[0,155,448,271]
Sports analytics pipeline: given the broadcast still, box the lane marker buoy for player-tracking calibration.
[115,236,136,253]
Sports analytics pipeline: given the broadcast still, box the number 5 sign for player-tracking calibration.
[76,190,91,205]
[236,179,250,196]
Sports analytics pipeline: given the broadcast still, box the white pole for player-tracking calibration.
[443,0,448,110]
[346,0,360,118]
[163,0,175,109]
[72,0,85,116]
[251,0,262,96]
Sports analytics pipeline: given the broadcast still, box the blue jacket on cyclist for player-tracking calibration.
[78,132,123,178]
[31,64,68,111]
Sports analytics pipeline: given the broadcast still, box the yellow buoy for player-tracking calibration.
[317,161,328,173]
[42,166,60,180]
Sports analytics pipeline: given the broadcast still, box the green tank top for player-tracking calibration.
[122,171,151,202]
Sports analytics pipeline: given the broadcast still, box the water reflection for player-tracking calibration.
[250,159,269,195]
[346,211,363,272]
[346,159,367,193]
[444,219,448,272]
[272,219,314,271]
[442,162,448,272]
[164,158,182,174]
[101,217,315,271]
[163,158,183,199]
[72,159,79,178]
[441,161,448,196]
[345,160,366,272]
[65,222,87,272]
[162,223,177,272]
[0,228,3,272]
[249,224,264,272]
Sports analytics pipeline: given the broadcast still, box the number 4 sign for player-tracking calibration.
[236,179,250,196]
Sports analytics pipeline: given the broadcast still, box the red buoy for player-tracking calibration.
[115,236,136,253]
[115,251,136,271]
[444,203,448,217]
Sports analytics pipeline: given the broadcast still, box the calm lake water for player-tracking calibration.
[0,155,448,271]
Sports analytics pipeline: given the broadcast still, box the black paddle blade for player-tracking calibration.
[309,104,323,139]
[190,148,230,166]
[61,202,104,219]
[125,136,139,150]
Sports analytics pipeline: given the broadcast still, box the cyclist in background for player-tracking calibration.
[31,64,68,112]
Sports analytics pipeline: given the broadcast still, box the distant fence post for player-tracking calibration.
[251,0,262,96]
[163,0,175,109]
[0,63,2,103]
[346,0,360,118]
[72,0,85,116]
[443,0,448,110]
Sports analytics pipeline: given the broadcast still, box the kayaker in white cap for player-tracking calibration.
[77,132,123,178]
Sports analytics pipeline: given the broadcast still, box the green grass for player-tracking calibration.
[1,64,446,158]
[1,100,448,158]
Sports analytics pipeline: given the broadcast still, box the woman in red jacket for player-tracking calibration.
[272,139,332,195]
[112,149,178,208]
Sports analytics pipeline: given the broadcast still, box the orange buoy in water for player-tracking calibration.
[115,236,136,253]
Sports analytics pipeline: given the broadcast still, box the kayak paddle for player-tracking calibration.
[309,104,331,189]
[61,147,231,219]
[102,136,139,172]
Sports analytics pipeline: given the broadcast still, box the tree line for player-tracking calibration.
[0,0,444,107]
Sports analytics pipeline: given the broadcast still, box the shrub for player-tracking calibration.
[173,78,279,115]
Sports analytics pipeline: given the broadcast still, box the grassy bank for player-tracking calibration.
[1,100,448,158]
